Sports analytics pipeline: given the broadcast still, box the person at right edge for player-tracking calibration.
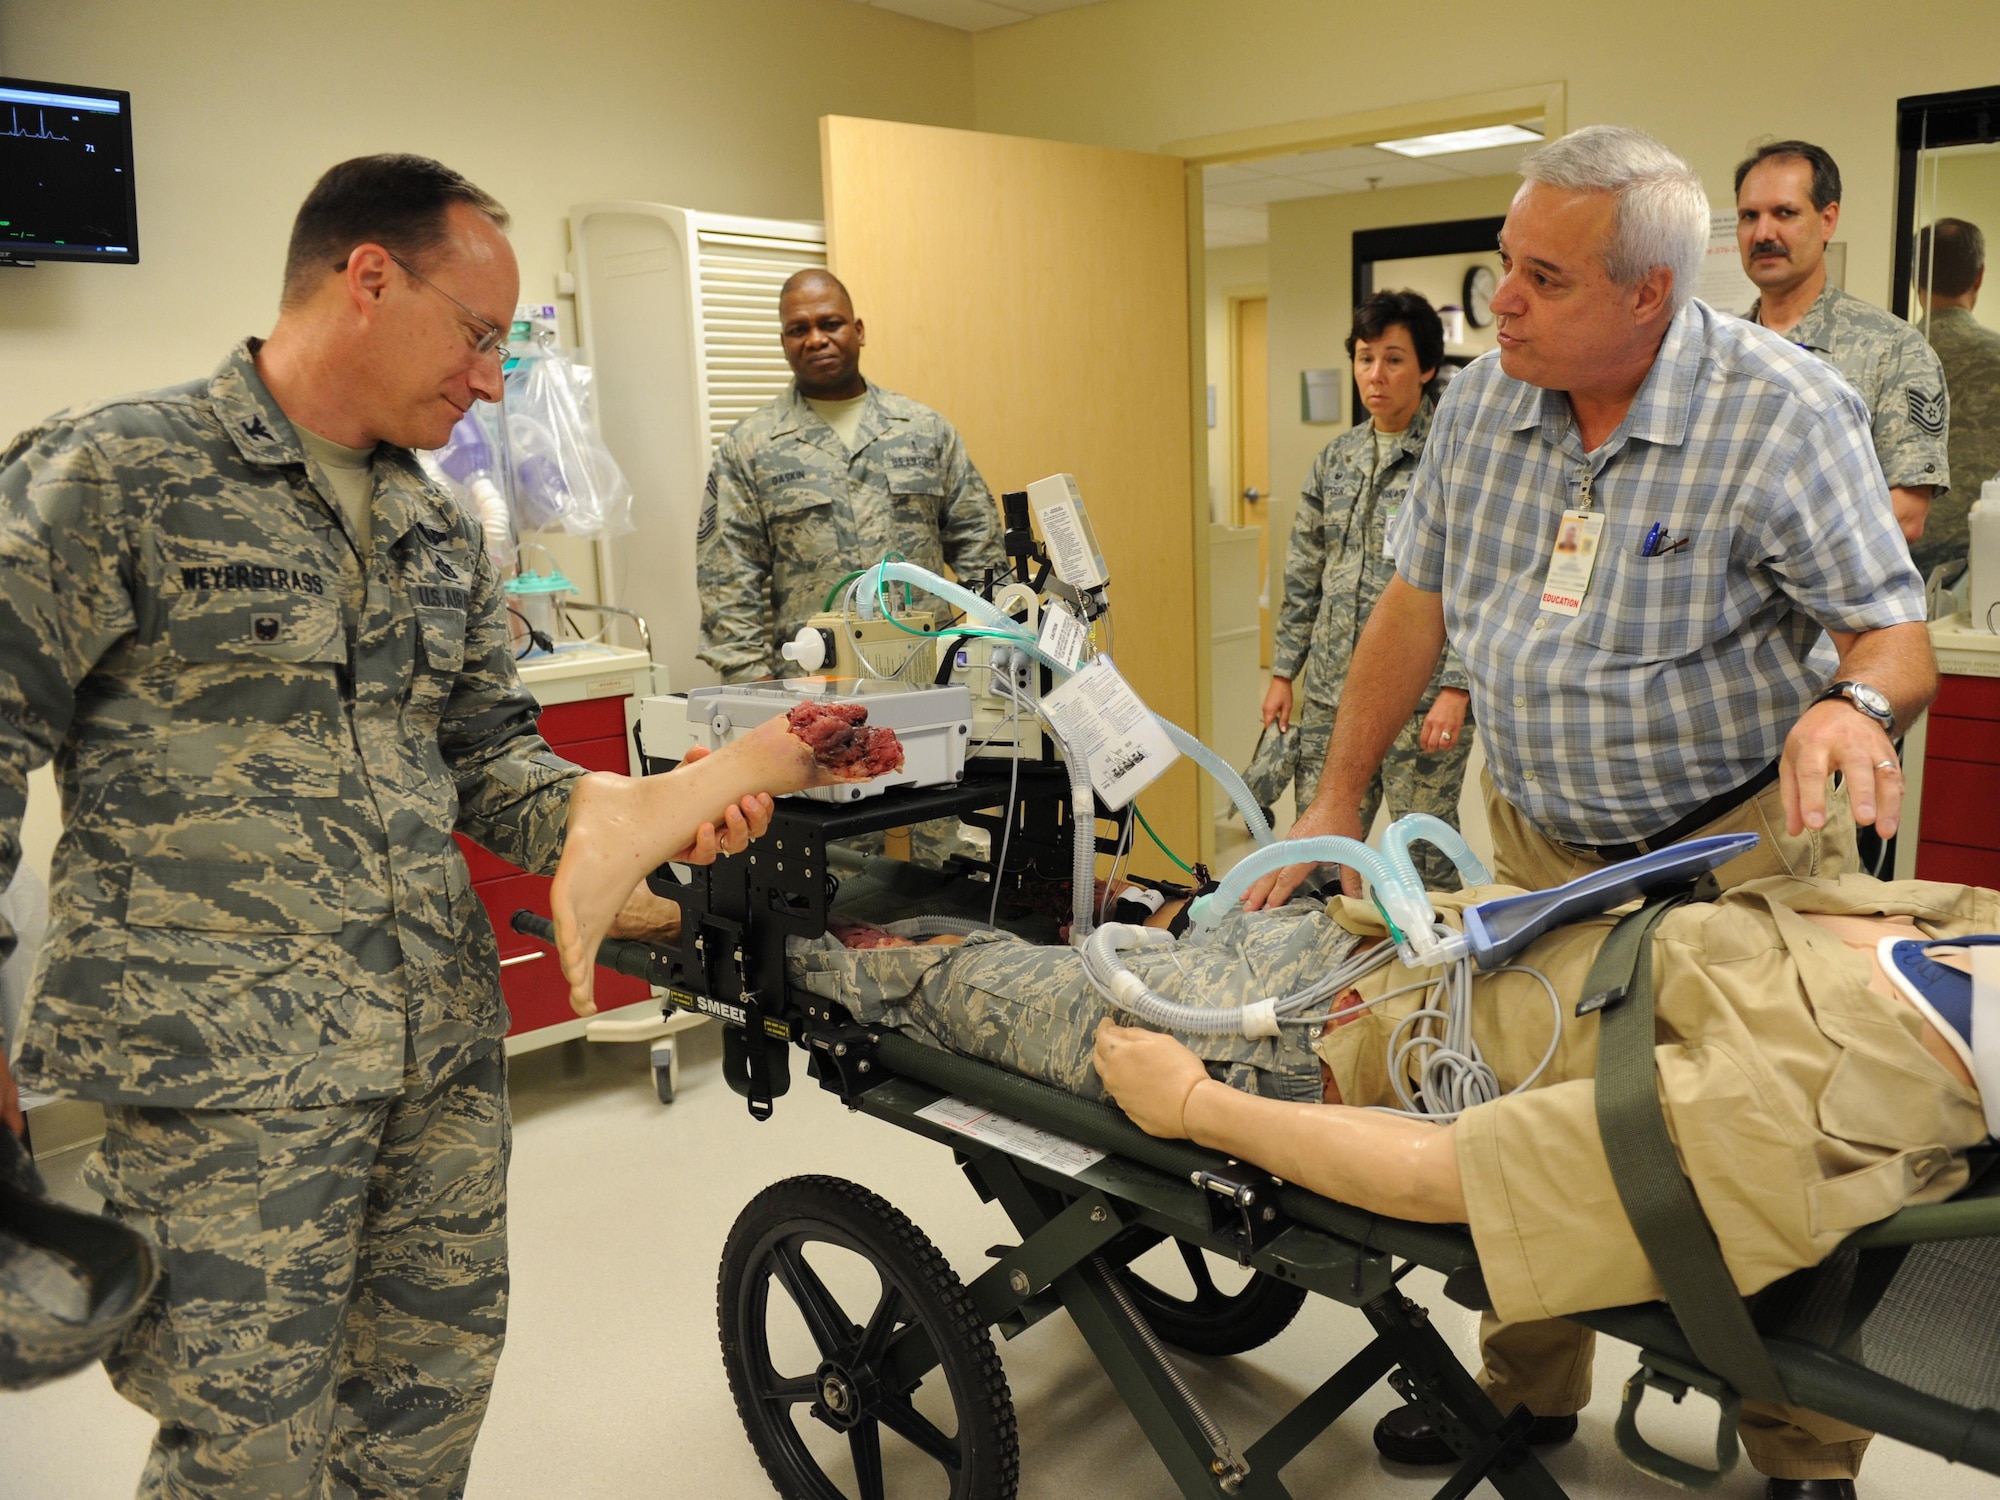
[1737,140,1949,883]
[1916,218,2000,579]
[1243,126,1936,1500]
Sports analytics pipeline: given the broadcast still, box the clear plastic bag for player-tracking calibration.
[421,406,516,568]
[502,350,633,538]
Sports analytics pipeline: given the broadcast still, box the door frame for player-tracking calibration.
[1226,287,1269,530]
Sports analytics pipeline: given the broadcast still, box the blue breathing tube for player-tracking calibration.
[855,561,1275,846]
[1382,813,1492,890]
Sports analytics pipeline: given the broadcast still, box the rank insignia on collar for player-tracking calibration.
[417,522,453,546]
[240,414,276,443]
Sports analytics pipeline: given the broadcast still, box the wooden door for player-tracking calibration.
[821,116,1200,877]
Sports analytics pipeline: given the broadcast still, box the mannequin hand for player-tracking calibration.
[1093,1019,1208,1139]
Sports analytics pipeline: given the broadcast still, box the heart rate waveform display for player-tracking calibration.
[0,76,137,265]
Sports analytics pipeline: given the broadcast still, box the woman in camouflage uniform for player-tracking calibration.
[1262,291,1473,887]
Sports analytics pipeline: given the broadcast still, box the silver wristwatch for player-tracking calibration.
[1817,680,1895,733]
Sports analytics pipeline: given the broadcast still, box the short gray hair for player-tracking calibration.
[1519,126,1709,314]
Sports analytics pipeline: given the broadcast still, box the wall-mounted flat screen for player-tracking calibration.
[0,76,137,265]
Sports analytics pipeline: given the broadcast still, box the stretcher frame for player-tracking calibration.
[519,768,2000,1498]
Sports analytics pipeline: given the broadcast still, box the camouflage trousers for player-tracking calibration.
[1293,702,1473,889]
[81,1048,510,1500]
[787,928,1329,1104]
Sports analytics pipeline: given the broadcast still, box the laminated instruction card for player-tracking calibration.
[1039,656,1180,809]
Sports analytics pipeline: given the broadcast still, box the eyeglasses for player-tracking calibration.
[382,251,510,358]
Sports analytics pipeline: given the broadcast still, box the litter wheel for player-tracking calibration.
[719,1175,1018,1500]
[1118,1239,1307,1356]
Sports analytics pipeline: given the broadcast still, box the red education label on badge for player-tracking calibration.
[1538,509,1604,618]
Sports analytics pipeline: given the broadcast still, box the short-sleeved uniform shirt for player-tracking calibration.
[695,382,1005,682]
[1388,300,1926,846]
[0,342,578,1109]
[1750,281,1951,499]
[1316,876,1995,1325]
[1273,399,1469,720]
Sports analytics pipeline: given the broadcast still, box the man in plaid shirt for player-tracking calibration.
[1247,126,1934,1499]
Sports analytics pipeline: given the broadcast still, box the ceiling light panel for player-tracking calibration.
[1375,124,1543,159]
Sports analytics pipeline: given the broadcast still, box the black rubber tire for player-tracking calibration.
[653,1062,675,1104]
[719,1175,1019,1500]
[1118,1240,1308,1356]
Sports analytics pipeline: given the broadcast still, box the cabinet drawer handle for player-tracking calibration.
[499,952,544,969]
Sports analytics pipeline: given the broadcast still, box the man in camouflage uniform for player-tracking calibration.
[697,269,1005,866]
[1917,218,2000,578]
[1264,291,1472,888]
[0,156,752,1499]
[1738,141,1951,545]
[695,268,1005,683]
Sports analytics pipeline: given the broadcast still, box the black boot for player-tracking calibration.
[1764,1482,1857,1499]
[1371,1401,1578,1466]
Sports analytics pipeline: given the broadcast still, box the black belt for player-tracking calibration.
[1552,758,1781,864]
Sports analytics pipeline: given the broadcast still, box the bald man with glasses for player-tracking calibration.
[0,153,763,1498]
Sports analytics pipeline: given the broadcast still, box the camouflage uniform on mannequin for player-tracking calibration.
[697,270,1005,867]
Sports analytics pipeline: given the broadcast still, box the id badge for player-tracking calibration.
[1539,509,1604,616]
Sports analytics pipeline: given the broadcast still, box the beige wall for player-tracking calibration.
[0,0,973,443]
[1373,250,1504,362]
[1202,242,1268,522]
[0,0,974,881]
[973,0,2000,316]
[1266,176,1518,532]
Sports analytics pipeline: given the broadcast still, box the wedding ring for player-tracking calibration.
[1875,760,1899,771]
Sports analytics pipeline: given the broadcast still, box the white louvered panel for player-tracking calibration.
[693,224,825,455]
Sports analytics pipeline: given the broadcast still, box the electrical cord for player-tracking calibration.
[987,681,1027,929]
[507,604,554,660]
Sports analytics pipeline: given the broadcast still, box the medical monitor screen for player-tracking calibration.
[0,76,137,265]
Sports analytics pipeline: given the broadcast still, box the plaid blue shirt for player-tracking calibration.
[1388,299,1925,845]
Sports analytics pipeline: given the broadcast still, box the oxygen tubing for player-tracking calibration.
[857,562,1274,846]
[881,916,1002,939]
[1188,836,1409,936]
[1069,751,1098,944]
[1381,812,1492,890]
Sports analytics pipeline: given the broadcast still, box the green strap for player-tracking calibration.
[1588,894,1790,1405]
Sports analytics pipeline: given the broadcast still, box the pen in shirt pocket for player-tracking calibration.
[1639,524,1689,557]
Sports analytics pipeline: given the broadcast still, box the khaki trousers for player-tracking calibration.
[1478,769,1866,1480]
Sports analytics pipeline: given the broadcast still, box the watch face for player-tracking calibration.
[1851,684,1892,718]
[1465,265,1497,328]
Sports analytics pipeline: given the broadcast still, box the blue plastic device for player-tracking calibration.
[1460,832,1761,970]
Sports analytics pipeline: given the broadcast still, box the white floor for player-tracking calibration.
[5,1027,1995,1499]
